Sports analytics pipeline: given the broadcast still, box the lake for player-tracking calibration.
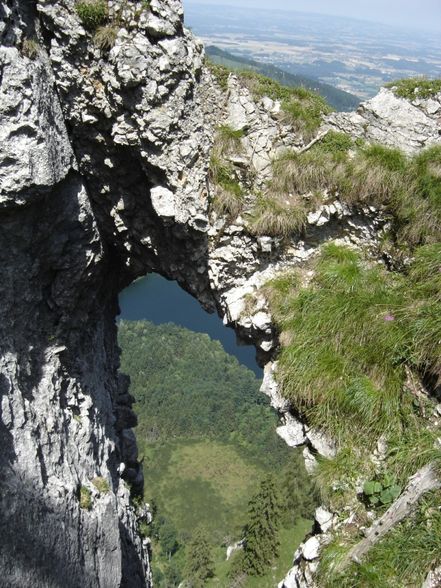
[118,274,262,376]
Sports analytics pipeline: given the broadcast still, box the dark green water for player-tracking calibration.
[118,274,262,376]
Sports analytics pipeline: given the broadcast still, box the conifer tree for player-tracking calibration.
[185,527,215,587]
[240,475,281,576]
[280,455,317,526]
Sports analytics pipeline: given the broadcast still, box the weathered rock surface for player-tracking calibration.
[0,0,216,585]
[326,87,441,155]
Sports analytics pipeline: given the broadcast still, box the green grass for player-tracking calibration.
[247,193,309,238]
[266,134,441,246]
[267,244,412,445]
[141,439,266,542]
[318,491,441,588]
[386,77,441,100]
[75,0,108,30]
[266,243,441,449]
[237,71,332,140]
[270,131,352,197]
[264,242,441,585]
[396,146,441,245]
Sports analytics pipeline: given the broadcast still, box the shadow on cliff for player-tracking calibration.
[0,171,147,586]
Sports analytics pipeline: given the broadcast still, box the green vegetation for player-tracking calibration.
[238,71,331,140]
[205,59,230,91]
[267,244,441,447]
[186,528,215,587]
[216,125,245,153]
[206,46,360,112]
[264,243,441,585]
[79,486,92,510]
[75,0,108,30]
[92,476,110,494]
[319,491,441,588]
[386,77,441,100]
[237,476,281,577]
[362,475,401,507]
[206,56,332,139]
[270,131,352,196]
[209,125,246,217]
[119,321,290,463]
[261,133,441,244]
[119,320,316,586]
[248,193,309,238]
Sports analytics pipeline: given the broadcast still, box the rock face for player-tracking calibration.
[0,0,216,586]
[326,87,441,155]
[1,1,440,587]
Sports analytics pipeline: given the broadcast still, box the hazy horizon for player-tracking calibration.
[184,0,441,34]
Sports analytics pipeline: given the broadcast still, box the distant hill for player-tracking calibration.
[206,45,361,112]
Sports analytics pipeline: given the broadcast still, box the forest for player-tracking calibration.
[119,320,316,587]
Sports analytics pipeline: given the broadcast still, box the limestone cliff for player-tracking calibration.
[1,0,440,587]
[0,0,215,585]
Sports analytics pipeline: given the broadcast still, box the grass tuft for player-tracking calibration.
[265,136,441,246]
[76,0,108,31]
[22,38,40,59]
[92,476,110,494]
[247,193,308,238]
[93,24,118,50]
[79,486,92,510]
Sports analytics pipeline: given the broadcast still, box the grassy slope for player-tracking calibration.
[206,45,360,112]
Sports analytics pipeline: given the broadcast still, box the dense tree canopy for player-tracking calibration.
[119,320,290,467]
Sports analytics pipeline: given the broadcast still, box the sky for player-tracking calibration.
[184,0,441,33]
